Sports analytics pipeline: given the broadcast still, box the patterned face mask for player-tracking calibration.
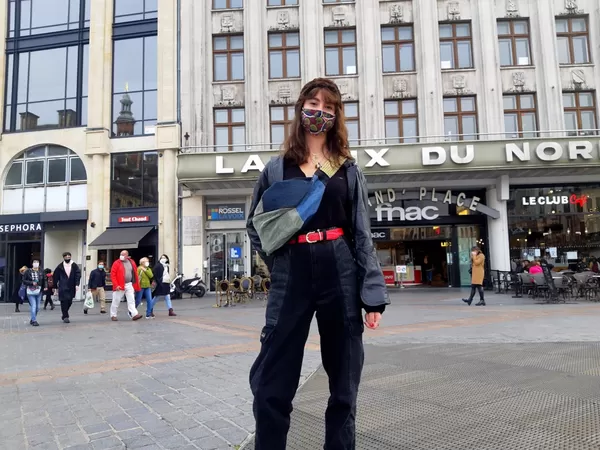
[301,108,336,135]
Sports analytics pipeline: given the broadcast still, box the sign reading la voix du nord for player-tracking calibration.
[202,139,600,175]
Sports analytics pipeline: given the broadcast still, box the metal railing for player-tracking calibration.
[179,129,600,154]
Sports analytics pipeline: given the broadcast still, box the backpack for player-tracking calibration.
[46,273,54,289]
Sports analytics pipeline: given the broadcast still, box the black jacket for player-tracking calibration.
[22,269,46,289]
[53,262,81,300]
[246,157,389,308]
[152,262,171,296]
[88,268,106,289]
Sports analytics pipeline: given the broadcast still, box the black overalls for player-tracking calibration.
[250,164,365,450]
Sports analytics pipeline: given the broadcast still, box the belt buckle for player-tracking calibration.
[305,230,322,244]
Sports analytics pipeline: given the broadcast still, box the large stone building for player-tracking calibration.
[0,0,179,302]
[178,0,600,289]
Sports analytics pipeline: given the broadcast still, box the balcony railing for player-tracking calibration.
[179,129,600,154]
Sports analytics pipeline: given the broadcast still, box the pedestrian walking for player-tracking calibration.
[15,266,28,313]
[53,252,82,323]
[85,260,107,314]
[462,246,486,306]
[109,250,143,321]
[246,78,389,450]
[151,254,177,317]
[43,268,55,310]
[22,260,43,327]
[135,257,155,318]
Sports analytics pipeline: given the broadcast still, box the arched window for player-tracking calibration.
[2,144,87,214]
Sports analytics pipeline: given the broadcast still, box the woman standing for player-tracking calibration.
[22,260,44,326]
[43,268,55,310]
[462,246,486,306]
[151,254,177,317]
[136,257,155,318]
[247,78,388,449]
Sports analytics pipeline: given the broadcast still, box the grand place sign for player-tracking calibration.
[177,138,600,181]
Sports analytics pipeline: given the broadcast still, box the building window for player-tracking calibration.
[556,17,590,65]
[497,20,531,67]
[381,25,414,73]
[324,29,357,76]
[270,105,295,148]
[215,108,246,152]
[268,0,298,5]
[110,152,158,209]
[4,0,90,132]
[384,99,418,144]
[114,0,158,23]
[444,96,478,141]
[112,36,157,136]
[269,32,300,79]
[344,102,360,144]
[503,94,538,138]
[563,92,597,136]
[439,22,473,69]
[2,145,87,215]
[213,0,243,8]
[213,35,245,82]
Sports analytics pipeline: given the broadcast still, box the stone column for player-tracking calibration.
[356,0,385,142]
[413,0,444,141]
[300,0,325,81]
[472,0,504,139]
[0,3,8,129]
[532,0,562,132]
[486,186,511,272]
[157,0,178,124]
[244,2,268,147]
[159,149,178,262]
[86,0,113,129]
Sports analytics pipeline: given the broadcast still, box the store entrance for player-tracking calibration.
[6,242,41,303]
[207,231,245,291]
[374,224,484,287]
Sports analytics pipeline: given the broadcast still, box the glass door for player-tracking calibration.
[208,231,245,291]
[457,225,480,287]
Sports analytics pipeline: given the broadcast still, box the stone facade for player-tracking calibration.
[0,0,180,276]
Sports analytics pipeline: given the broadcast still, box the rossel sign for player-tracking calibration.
[0,223,42,233]
[206,204,246,221]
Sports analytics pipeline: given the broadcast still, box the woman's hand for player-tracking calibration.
[364,312,382,329]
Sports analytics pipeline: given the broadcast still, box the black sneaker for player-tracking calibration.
[63,318,70,323]
[31,321,39,327]
[29,320,33,325]
[83,309,88,315]
[462,298,473,306]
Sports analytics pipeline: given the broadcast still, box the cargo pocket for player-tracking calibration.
[249,324,276,393]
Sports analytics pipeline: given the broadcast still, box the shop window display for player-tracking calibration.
[509,185,600,269]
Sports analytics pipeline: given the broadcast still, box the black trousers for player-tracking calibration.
[250,238,364,450]
[44,291,53,308]
[468,284,484,301]
[60,295,73,319]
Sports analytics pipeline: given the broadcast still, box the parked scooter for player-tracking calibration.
[170,272,207,299]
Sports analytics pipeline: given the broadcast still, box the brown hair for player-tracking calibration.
[282,78,353,165]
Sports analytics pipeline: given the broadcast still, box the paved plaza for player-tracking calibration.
[1,289,599,449]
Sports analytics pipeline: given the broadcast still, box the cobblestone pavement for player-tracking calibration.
[1,288,599,449]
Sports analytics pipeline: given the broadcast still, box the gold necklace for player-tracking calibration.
[311,153,323,169]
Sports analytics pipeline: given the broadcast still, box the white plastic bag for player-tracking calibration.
[84,291,94,309]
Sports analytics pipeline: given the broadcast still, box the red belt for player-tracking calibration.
[289,228,345,245]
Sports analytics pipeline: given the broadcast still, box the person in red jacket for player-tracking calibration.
[110,250,143,321]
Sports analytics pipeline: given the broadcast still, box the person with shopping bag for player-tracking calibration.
[84,261,107,314]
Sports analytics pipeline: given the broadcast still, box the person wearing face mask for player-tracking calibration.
[246,78,389,450]
[109,250,143,321]
[22,260,44,326]
[85,260,107,314]
[462,246,486,306]
[135,257,155,318]
[53,252,82,323]
[151,254,177,317]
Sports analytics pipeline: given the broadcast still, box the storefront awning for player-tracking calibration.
[88,226,154,250]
